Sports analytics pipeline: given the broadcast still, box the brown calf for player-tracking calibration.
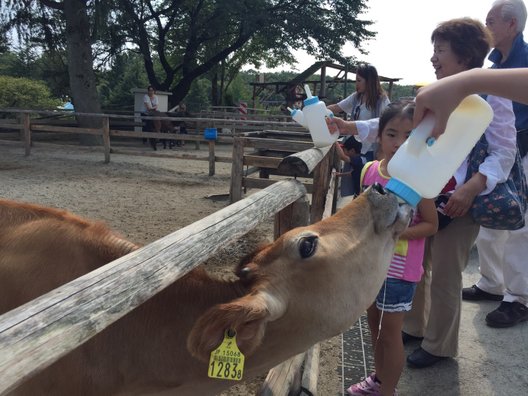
[0,185,411,395]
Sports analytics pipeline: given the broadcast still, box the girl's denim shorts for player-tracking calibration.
[375,277,417,313]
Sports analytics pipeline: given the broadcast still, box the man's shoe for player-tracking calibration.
[486,301,528,328]
[462,285,503,301]
[407,347,446,368]
[402,331,424,344]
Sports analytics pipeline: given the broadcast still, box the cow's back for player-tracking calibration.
[0,199,137,314]
[0,200,142,394]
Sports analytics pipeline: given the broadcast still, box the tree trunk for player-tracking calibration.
[211,71,219,106]
[63,0,102,145]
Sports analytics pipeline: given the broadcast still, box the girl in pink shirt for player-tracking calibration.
[347,100,438,396]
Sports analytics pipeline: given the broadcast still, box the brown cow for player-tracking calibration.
[0,184,411,395]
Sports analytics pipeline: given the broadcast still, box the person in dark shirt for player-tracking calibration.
[335,136,365,197]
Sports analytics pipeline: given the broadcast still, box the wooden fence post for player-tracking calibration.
[310,145,336,223]
[258,353,305,396]
[274,194,310,239]
[208,140,215,176]
[22,113,31,157]
[102,116,110,164]
[301,344,320,394]
[229,136,244,203]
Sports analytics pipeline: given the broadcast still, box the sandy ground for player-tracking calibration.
[0,137,342,395]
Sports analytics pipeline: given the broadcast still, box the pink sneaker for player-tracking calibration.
[346,373,380,395]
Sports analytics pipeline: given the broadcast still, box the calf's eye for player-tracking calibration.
[299,236,318,258]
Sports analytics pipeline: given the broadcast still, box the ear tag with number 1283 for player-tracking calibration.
[208,329,245,381]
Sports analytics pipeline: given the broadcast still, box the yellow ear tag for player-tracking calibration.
[208,329,245,381]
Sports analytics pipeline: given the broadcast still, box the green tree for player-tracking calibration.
[0,51,25,77]
[2,1,376,112]
[108,0,375,105]
[98,51,149,110]
[0,75,61,109]
[184,78,212,112]
[1,0,102,144]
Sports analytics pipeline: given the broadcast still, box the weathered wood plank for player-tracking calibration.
[242,177,278,190]
[110,130,205,141]
[274,194,310,240]
[301,344,320,395]
[0,180,307,394]
[208,140,215,176]
[229,137,245,203]
[258,352,305,396]
[237,137,313,152]
[323,170,337,220]
[30,124,102,135]
[278,145,333,176]
[243,155,284,169]
[107,149,211,160]
[0,123,23,130]
[22,113,31,157]
[102,117,110,163]
[243,177,314,194]
[311,146,335,223]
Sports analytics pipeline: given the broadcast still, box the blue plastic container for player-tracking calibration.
[204,127,218,140]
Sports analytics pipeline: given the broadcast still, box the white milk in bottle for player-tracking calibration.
[385,94,493,206]
[289,85,337,148]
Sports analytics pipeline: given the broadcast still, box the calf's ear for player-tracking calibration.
[187,293,271,362]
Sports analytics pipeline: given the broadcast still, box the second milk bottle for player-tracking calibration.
[385,94,494,206]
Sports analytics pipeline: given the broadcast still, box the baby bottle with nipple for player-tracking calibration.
[385,94,494,206]
[289,85,338,148]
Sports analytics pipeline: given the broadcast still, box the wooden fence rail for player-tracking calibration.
[0,179,310,394]
[0,109,307,175]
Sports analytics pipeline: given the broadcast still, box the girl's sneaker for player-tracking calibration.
[346,373,380,395]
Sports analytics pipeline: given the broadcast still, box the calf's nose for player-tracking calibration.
[372,182,386,195]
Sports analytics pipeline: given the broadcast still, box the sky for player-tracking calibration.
[259,0,527,86]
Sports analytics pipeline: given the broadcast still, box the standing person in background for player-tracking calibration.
[141,85,161,150]
[142,85,162,150]
[327,63,390,161]
[462,0,528,328]
[142,85,161,124]
[335,136,365,197]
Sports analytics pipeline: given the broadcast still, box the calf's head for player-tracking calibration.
[188,184,411,361]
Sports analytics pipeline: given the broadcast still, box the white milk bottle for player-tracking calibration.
[289,85,338,148]
[385,94,493,206]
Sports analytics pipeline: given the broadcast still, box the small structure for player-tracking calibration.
[131,88,173,132]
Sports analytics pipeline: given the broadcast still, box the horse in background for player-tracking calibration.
[142,111,177,150]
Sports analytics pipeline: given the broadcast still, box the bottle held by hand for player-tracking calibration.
[386,94,493,206]
[289,85,338,148]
